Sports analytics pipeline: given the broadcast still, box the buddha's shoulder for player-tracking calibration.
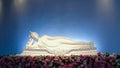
[41,35,50,39]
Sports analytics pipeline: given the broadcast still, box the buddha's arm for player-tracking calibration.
[27,38,34,46]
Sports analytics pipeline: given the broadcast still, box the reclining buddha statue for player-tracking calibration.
[26,32,93,48]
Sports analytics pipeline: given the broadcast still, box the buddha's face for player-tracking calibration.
[30,32,39,41]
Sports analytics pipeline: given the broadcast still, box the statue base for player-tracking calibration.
[21,48,97,56]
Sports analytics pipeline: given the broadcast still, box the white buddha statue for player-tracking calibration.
[26,32,94,49]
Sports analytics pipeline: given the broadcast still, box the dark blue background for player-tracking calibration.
[0,0,120,55]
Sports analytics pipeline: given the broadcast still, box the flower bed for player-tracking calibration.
[0,53,120,68]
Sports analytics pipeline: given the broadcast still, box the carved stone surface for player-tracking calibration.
[21,32,97,56]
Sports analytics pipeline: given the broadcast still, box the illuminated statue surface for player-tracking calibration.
[21,32,97,56]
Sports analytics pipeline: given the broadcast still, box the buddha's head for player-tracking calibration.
[30,31,39,41]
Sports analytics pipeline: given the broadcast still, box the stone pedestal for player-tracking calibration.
[22,47,97,56]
